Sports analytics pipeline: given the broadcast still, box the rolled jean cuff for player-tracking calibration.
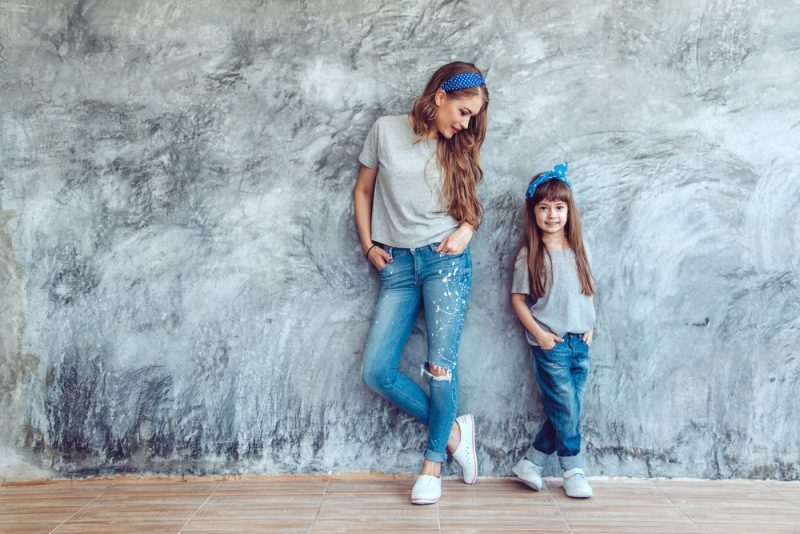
[424,448,447,463]
[558,453,584,471]
[525,446,551,467]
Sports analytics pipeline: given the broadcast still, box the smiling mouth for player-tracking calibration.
[451,127,460,134]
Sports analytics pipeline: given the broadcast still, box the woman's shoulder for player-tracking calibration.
[373,114,410,128]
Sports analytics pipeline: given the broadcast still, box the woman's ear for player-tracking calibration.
[434,89,446,107]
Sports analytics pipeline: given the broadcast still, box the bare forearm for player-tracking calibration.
[511,295,548,339]
[353,188,374,253]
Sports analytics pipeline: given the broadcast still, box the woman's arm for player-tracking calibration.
[510,293,563,349]
[353,164,392,269]
[434,222,474,254]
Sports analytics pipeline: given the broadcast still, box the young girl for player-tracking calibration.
[509,162,596,498]
[353,62,489,504]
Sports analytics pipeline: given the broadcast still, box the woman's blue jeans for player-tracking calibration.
[361,243,472,463]
[526,333,590,470]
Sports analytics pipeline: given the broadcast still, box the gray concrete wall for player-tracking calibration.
[1,0,798,481]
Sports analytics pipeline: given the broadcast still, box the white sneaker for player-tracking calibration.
[411,475,441,505]
[563,468,593,498]
[511,458,543,491]
[452,414,478,484]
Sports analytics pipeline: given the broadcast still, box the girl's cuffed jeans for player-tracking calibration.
[526,333,590,470]
[361,243,472,463]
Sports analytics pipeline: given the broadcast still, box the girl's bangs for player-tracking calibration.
[533,179,572,203]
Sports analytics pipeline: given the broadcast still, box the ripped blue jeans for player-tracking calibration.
[361,243,472,462]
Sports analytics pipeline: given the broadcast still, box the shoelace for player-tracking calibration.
[568,472,587,483]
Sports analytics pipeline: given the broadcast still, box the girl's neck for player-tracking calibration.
[541,231,569,251]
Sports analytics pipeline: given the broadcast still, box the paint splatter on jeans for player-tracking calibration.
[361,243,472,462]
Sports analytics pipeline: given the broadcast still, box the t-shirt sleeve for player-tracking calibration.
[511,247,531,295]
[358,119,380,169]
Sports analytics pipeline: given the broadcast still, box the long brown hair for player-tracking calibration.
[409,62,489,229]
[522,177,594,298]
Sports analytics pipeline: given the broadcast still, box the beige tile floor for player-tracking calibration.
[1,474,799,533]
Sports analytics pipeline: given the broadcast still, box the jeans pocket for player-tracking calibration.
[430,242,468,257]
[376,244,393,272]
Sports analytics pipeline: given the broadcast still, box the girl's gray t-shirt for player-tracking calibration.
[359,115,458,248]
[511,245,596,346]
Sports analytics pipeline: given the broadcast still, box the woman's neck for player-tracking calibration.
[407,114,438,140]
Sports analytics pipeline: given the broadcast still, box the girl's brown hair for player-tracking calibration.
[522,177,594,298]
[409,62,489,229]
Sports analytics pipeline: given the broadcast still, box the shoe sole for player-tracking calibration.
[411,497,441,505]
[513,475,542,492]
[463,414,478,485]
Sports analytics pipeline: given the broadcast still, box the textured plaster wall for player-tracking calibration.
[1,0,799,481]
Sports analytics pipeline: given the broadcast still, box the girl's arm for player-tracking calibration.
[511,293,564,350]
[353,164,392,270]
[582,329,593,346]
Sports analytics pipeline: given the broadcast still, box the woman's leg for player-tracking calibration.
[419,246,472,468]
[361,249,430,422]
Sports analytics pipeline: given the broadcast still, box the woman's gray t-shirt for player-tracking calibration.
[511,245,596,346]
[359,115,458,248]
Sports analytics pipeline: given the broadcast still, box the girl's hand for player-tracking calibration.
[435,224,474,254]
[366,244,392,271]
[536,332,564,350]
[582,329,593,346]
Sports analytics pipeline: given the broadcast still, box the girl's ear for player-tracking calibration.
[434,89,446,107]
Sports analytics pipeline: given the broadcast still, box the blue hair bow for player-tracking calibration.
[525,162,572,198]
[441,71,486,92]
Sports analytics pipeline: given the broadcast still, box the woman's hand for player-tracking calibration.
[535,332,564,350]
[582,329,593,346]
[366,244,392,271]
[434,224,474,254]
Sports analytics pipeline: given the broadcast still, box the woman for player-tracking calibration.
[354,62,489,504]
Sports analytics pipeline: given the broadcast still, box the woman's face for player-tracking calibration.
[432,91,484,139]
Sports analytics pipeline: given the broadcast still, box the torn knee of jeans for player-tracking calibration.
[420,362,453,382]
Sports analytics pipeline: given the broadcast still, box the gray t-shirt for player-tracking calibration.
[511,245,596,346]
[359,115,458,248]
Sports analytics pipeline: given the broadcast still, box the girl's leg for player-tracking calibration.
[419,246,472,466]
[530,338,584,470]
[361,249,430,422]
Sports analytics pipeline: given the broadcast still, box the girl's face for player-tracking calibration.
[534,199,568,236]
[432,91,484,139]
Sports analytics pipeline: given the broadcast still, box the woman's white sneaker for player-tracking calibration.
[562,468,593,498]
[411,475,441,505]
[511,458,543,491]
[452,414,478,484]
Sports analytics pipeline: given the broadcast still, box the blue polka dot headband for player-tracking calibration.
[525,162,572,198]
[441,71,486,92]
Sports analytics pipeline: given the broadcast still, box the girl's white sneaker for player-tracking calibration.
[411,475,441,505]
[511,458,543,491]
[452,414,478,484]
[563,468,593,498]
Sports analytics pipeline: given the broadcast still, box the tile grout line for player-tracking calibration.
[177,478,223,534]
[48,483,113,534]
[763,480,800,510]
[544,478,574,534]
[653,482,703,533]
[435,486,441,534]
[309,476,331,533]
